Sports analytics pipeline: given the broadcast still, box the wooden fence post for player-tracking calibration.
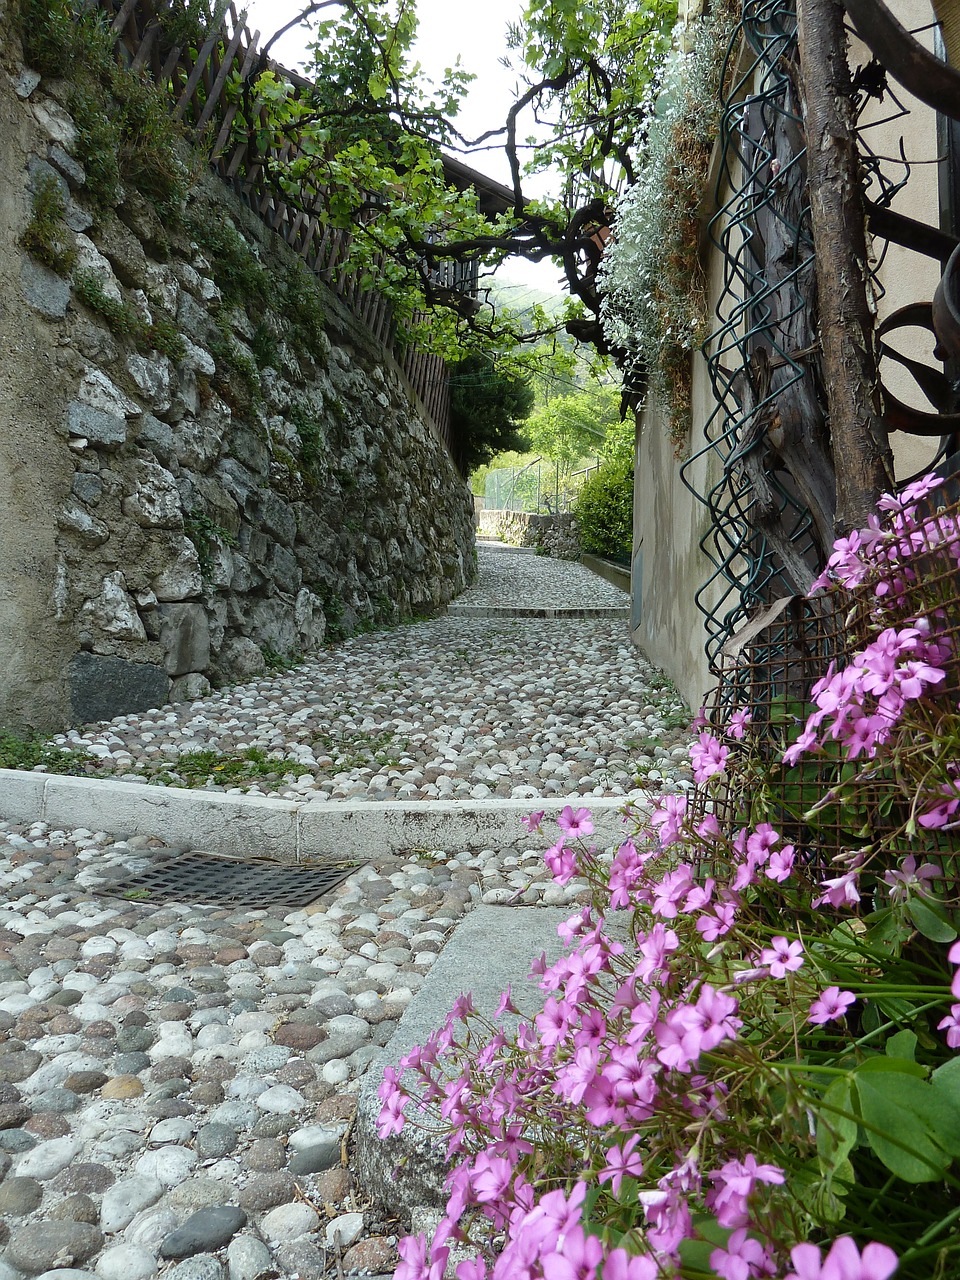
[797,0,894,531]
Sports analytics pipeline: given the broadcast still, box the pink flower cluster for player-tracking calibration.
[376,794,888,1280]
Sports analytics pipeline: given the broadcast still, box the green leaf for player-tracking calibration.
[908,897,958,943]
[854,1070,960,1180]
[885,1029,918,1061]
[932,1055,960,1095]
[856,1055,926,1078]
[817,1077,858,1175]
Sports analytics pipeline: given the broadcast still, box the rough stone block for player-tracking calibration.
[169,673,212,703]
[122,458,182,529]
[66,401,126,446]
[158,603,210,676]
[48,143,85,189]
[69,652,170,724]
[215,635,266,683]
[21,257,70,319]
[152,535,202,602]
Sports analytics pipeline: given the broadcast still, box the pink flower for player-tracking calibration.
[558,805,594,839]
[456,1262,488,1280]
[708,1154,785,1228]
[765,845,795,882]
[495,985,519,1019]
[541,1225,603,1280]
[602,1250,657,1280]
[759,937,804,978]
[599,1135,644,1196]
[882,855,940,902]
[450,993,475,1021]
[521,809,545,832]
[786,1236,898,1280]
[710,1228,774,1280]
[691,731,729,782]
[471,1152,514,1204]
[783,728,819,767]
[649,794,688,847]
[938,1004,960,1049]
[396,1231,448,1280]
[814,870,861,909]
[545,841,577,886]
[727,708,752,739]
[918,777,960,829]
[808,986,856,1025]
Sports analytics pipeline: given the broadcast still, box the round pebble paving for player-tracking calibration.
[46,549,692,802]
[0,549,696,1277]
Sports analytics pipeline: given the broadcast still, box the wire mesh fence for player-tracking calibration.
[483,461,599,513]
[693,475,960,877]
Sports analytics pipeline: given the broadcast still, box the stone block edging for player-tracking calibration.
[0,768,638,862]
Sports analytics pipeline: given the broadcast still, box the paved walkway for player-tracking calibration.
[0,549,692,1280]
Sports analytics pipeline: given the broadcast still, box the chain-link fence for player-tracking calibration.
[483,460,601,513]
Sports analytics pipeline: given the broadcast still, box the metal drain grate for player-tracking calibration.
[103,850,362,910]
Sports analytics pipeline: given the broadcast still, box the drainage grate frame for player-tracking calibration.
[102,849,363,910]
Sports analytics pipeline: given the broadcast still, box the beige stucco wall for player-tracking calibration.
[631,0,947,712]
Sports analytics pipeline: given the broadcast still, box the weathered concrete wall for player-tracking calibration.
[0,49,475,733]
[0,62,77,731]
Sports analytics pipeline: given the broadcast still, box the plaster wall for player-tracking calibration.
[0,64,75,730]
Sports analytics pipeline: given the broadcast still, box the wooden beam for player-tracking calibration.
[798,0,893,530]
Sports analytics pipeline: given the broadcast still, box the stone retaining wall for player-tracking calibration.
[0,49,475,731]
[477,509,580,558]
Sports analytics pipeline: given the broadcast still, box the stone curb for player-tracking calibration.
[0,768,640,862]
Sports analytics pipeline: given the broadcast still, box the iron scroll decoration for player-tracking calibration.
[840,0,960,462]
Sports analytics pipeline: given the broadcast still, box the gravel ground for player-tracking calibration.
[48,549,692,801]
[0,822,593,1280]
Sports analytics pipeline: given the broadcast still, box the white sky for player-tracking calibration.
[242,0,564,294]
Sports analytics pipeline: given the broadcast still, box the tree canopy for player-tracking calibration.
[236,0,678,366]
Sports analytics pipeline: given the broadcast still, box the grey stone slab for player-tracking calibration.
[69,652,170,723]
[352,906,570,1214]
[298,796,635,860]
[21,257,70,319]
[0,770,47,824]
[35,778,302,863]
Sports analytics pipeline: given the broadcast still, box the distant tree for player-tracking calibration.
[523,380,621,474]
[447,354,535,475]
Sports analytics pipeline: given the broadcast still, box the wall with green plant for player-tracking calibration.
[1,6,475,731]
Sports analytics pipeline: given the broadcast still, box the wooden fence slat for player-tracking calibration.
[196,20,246,130]
[210,33,261,156]
[110,0,140,34]
[171,27,223,121]
[131,21,161,71]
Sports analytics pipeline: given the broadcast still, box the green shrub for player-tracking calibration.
[20,174,76,275]
[74,270,186,361]
[572,456,634,559]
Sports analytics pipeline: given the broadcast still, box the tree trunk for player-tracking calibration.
[797,0,893,531]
